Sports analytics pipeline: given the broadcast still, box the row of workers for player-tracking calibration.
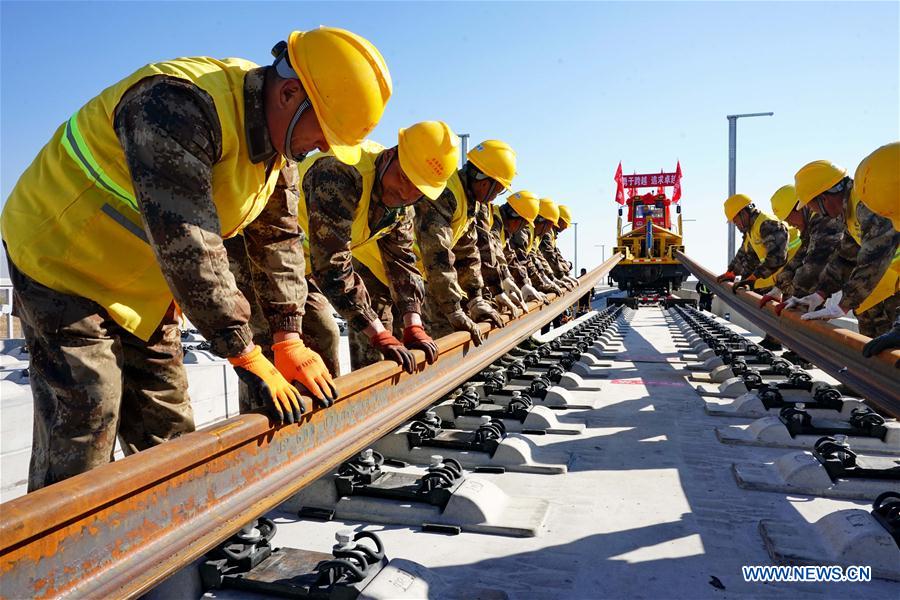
[1,27,577,492]
[717,142,900,357]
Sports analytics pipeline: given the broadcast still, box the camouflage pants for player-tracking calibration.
[8,259,194,492]
[225,238,341,412]
[348,261,397,370]
[303,280,342,377]
[857,292,900,338]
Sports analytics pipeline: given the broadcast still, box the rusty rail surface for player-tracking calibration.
[0,255,622,599]
[676,251,900,416]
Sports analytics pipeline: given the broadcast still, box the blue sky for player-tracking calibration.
[2,1,898,276]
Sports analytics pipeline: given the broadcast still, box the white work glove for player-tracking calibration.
[494,292,521,318]
[542,280,563,295]
[802,291,847,321]
[797,291,827,312]
[565,276,579,288]
[467,297,504,329]
[522,283,550,305]
[559,278,575,291]
[501,277,529,313]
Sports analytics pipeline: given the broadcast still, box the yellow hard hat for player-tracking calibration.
[794,160,847,208]
[466,140,517,190]
[538,198,560,225]
[770,185,799,221]
[724,194,752,222]
[854,142,900,231]
[506,190,540,224]
[287,27,393,165]
[558,204,572,226]
[398,121,460,200]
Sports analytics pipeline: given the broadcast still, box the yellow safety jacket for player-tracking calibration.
[296,141,407,288]
[743,212,801,289]
[410,171,472,297]
[443,171,474,247]
[845,192,900,313]
[1,57,282,341]
[526,224,538,255]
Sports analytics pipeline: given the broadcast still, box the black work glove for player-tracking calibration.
[862,329,900,358]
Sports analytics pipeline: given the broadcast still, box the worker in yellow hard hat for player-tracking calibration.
[855,142,900,356]
[788,155,899,341]
[717,194,791,295]
[763,185,843,315]
[539,203,578,288]
[475,189,541,310]
[750,185,806,306]
[413,139,531,347]
[1,27,392,491]
[504,197,569,299]
[531,198,575,292]
[492,191,553,304]
[718,193,793,350]
[298,121,459,373]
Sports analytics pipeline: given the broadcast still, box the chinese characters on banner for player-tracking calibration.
[622,172,678,188]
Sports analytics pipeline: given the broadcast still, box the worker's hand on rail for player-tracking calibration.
[715,271,736,283]
[801,291,846,322]
[494,293,521,318]
[522,284,550,305]
[469,297,505,329]
[543,281,563,296]
[732,275,756,294]
[797,291,827,312]
[862,328,900,358]
[229,346,305,424]
[561,277,576,291]
[369,330,416,374]
[272,339,338,407]
[758,286,782,308]
[565,276,579,288]
[502,278,530,313]
[448,309,485,346]
[775,296,801,316]
[402,325,438,365]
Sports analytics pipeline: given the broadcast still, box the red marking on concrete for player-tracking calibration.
[610,378,688,387]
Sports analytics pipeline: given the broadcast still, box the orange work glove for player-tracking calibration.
[272,339,338,406]
[228,346,304,424]
[715,271,736,283]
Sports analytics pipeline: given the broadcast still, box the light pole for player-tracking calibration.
[594,243,605,263]
[727,112,773,262]
[572,222,578,276]
[458,133,469,168]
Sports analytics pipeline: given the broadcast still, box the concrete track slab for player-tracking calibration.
[208,308,898,599]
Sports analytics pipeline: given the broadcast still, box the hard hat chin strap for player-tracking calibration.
[283,98,311,162]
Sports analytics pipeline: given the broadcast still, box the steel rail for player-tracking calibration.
[676,251,899,416]
[0,254,622,600]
